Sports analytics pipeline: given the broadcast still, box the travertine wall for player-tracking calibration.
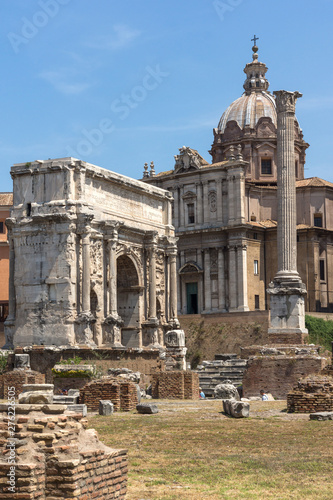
[6,157,180,350]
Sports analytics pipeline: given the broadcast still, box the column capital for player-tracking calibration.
[273,90,302,114]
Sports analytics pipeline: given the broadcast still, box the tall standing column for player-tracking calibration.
[228,245,237,311]
[203,181,209,224]
[169,246,180,328]
[268,90,307,343]
[274,91,301,279]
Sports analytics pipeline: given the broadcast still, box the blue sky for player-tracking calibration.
[1,0,333,193]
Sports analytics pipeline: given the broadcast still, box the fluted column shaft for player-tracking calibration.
[149,246,157,319]
[274,90,302,279]
[82,231,91,313]
[169,250,178,321]
[108,238,118,316]
[7,236,16,320]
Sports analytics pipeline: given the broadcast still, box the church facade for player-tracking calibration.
[143,45,333,314]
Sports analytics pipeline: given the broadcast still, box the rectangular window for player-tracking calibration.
[314,214,323,227]
[0,222,4,233]
[261,159,272,175]
[255,295,260,309]
[295,161,298,178]
[253,232,258,240]
[254,260,259,275]
[188,203,195,224]
[320,259,325,281]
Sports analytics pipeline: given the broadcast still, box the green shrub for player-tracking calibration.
[0,352,8,374]
[305,315,333,351]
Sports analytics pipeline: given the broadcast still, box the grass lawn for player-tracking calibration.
[88,399,333,500]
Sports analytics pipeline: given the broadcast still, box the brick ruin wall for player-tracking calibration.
[152,371,199,399]
[9,347,164,388]
[0,369,45,399]
[242,356,327,399]
[287,374,333,413]
[79,378,138,411]
[0,404,127,499]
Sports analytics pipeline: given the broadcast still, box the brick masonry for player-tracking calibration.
[0,404,127,499]
[152,371,199,399]
[9,347,164,389]
[287,374,333,413]
[79,378,138,411]
[0,369,45,399]
[242,355,327,399]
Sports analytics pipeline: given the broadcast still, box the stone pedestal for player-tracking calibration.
[164,329,187,370]
[267,281,308,344]
[103,314,124,347]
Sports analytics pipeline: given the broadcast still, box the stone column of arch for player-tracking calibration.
[103,222,123,347]
[148,245,157,320]
[3,227,16,349]
[75,215,96,346]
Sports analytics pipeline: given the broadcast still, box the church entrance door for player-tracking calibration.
[186,282,198,314]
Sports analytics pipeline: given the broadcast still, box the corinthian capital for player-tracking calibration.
[273,90,302,114]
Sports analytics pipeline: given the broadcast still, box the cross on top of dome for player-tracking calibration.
[243,36,269,94]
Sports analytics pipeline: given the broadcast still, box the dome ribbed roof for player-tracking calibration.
[218,91,277,132]
[217,42,278,133]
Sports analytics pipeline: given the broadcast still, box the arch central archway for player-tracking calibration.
[116,255,141,346]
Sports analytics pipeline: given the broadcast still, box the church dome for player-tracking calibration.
[218,91,276,132]
[217,40,277,133]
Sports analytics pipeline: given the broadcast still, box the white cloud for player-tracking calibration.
[85,24,141,51]
[38,68,92,95]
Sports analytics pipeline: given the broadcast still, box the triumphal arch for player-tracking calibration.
[4,157,180,349]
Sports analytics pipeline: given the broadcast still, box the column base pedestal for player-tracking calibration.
[75,313,96,346]
[267,279,308,345]
[103,314,124,347]
[3,318,15,349]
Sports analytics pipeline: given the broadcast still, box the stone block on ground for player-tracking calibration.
[66,404,87,416]
[136,403,159,414]
[99,400,114,415]
[18,383,54,404]
[223,399,250,418]
[214,382,240,400]
[309,412,333,421]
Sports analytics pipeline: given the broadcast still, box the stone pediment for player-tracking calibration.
[179,262,203,274]
[223,120,243,141]
[256,117,276,138]
[174,146,206,174]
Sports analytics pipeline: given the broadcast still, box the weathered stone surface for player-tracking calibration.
[108,368,141,384]
[19,384,54,404]
[14,353,30,369]
[136,403,159,414]
[309,412,333,421]
[66,404,87,417]
[6,157,180,353]
[99,400,114,416]
[223,399,249,418]
[19,392,53,404]
[214,382,240,400]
